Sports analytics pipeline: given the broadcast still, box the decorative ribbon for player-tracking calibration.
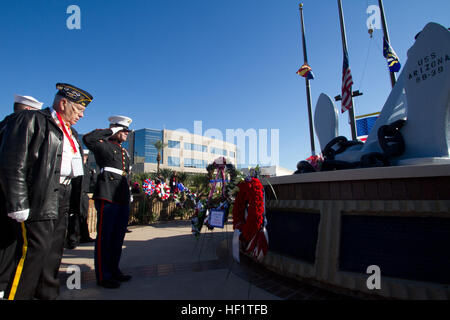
[55,111,77,154]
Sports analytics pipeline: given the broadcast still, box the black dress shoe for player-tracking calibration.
[113,274,132,282]
[97,279,121,289]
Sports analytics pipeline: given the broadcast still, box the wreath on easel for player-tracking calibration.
[191,157,243,237]
[232,168,269,262]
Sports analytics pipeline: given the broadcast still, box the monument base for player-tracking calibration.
[260,164,450,300]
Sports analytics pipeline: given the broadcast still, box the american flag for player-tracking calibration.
[356,115,379,142]
[341,49,353,113]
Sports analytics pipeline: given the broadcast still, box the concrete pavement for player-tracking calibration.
[58,220,352,300]
[58,220,280,300]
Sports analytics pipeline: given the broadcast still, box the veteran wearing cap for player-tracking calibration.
[0,83,92,300]
[83,115,133,289]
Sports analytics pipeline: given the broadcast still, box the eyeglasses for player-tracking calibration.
[68,101,85,115]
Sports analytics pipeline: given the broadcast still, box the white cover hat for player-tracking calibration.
[14,94,44,110]
[108,115,132,129]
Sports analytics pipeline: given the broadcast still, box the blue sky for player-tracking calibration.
[0,0,449,171]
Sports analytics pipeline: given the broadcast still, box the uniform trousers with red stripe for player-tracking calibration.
[6,184,71,300]
[94,200,129,282]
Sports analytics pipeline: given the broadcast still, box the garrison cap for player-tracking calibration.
[56,83,93,107]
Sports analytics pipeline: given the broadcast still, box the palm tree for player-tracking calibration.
[153,140,168,174]
[158,168,174,182]
[176,171,189,185]
[186,173,210,197]
[131,172,153,186]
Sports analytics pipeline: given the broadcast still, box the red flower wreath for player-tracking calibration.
[232,177,268,261]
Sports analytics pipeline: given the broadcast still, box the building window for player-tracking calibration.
[229,151,236,158]
[184,158,207,169]
[184,142,207,153]
[168,156,180,167]
[168,140,180,149]
[210,147,227,156]
[133,129,163,164]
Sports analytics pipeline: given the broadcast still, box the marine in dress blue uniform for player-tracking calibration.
[82,116,133,289]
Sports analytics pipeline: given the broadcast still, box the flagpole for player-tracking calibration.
[299,3,316,155]
[378,0,397,88]
[337,0,357,141]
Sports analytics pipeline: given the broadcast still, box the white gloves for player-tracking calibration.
[110,127,122,135]
[8,209,30,222]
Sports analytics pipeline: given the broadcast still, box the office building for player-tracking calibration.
[127,128,237,174]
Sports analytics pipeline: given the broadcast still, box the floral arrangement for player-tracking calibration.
[177,183,186,192]
[306,154,324,171]
[173,184,198,209]
[142,179,156,196]
[191,199,207,237]
[191,157,244,237]
[156,182,171,200]
[232,175,268,262]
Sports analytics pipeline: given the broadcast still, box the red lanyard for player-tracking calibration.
[55,111,78,154]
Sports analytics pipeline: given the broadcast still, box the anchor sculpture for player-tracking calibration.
[299,22,450,173]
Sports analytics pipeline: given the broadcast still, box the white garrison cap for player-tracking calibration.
[108,115,132,129]
[14,94,44,110]
[83,149,89,155]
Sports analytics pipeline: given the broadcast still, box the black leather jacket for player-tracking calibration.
[0,108,83,221]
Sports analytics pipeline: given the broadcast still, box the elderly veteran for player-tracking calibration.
[83,115,133,289]
[0,83,92,300]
